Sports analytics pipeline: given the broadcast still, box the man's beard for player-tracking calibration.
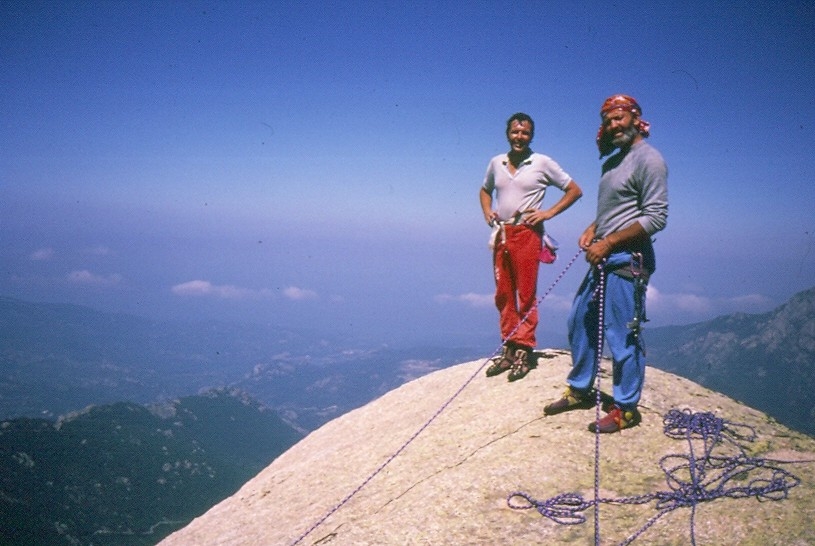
[612,124,639,148]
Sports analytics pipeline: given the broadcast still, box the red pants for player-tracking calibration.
[493,225,541,349]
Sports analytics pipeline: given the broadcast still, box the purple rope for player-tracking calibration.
[592,263,607,545]
[508,409,804,545]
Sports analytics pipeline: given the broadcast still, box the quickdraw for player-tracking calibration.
[626,252,648,342]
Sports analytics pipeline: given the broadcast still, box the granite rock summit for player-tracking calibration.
[160,351,815,546]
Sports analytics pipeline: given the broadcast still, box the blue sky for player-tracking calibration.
[2,1,814,347]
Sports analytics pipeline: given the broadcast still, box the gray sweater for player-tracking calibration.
[595,140,668,240]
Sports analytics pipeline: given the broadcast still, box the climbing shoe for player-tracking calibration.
[543,387,595,415]
[588,404,641,433]
[507,346,534,382]
[485,343,514,377]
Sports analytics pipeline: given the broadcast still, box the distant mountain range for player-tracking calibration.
[0,288,813,545]
[646,285,815,437]
[0,297,485,545]
[2,289,814,437]
[3,289,814,437]
[0,389,301,545]
[0,296,485,431]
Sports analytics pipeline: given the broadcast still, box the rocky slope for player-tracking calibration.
[158,352,815,546]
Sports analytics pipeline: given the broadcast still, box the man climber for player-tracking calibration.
[544,95,668,432]
[480,112,583,382]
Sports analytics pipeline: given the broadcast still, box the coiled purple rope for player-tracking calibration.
[508,409,803,545]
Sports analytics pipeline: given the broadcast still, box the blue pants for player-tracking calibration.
[566,264,647,410]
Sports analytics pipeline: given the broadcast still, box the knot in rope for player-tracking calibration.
[508,492,593,525]
[662,408,756,443]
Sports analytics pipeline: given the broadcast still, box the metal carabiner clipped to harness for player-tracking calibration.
[626,252,648,339]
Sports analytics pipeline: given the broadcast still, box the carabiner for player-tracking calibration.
[630,252,644,278]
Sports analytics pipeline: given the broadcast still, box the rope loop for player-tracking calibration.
[508,492,593,525]
[509,409,803,545]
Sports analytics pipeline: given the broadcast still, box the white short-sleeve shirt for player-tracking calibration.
[482,152,573,222]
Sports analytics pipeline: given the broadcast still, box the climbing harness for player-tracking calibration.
[289,248,585,546]
[508,409,805,545]
[488,212,524,249]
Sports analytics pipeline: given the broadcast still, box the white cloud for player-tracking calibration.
[67,270,122,286]
[647,285,712,314]
[31,248,54,261]
[172,280,218,296]
[646,284,773,319]
[171,280,266,300]
[434,292,493,307]
[283,286,318,301]
[434,291,573,311]
[171,281,320,302]
[437,285,777,325]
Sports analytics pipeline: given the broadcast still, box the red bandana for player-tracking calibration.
[596,94,651,157]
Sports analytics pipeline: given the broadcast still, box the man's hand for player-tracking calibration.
[583,223,648,265]
[584,239,613,267]
[521,208,552,226]
[578,224,597,250]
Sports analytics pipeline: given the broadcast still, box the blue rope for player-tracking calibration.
[508,409,804,545]
[289,250,584,545]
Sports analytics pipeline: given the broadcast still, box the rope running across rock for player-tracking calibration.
[508,409,804,545]
[289,249,585,545]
